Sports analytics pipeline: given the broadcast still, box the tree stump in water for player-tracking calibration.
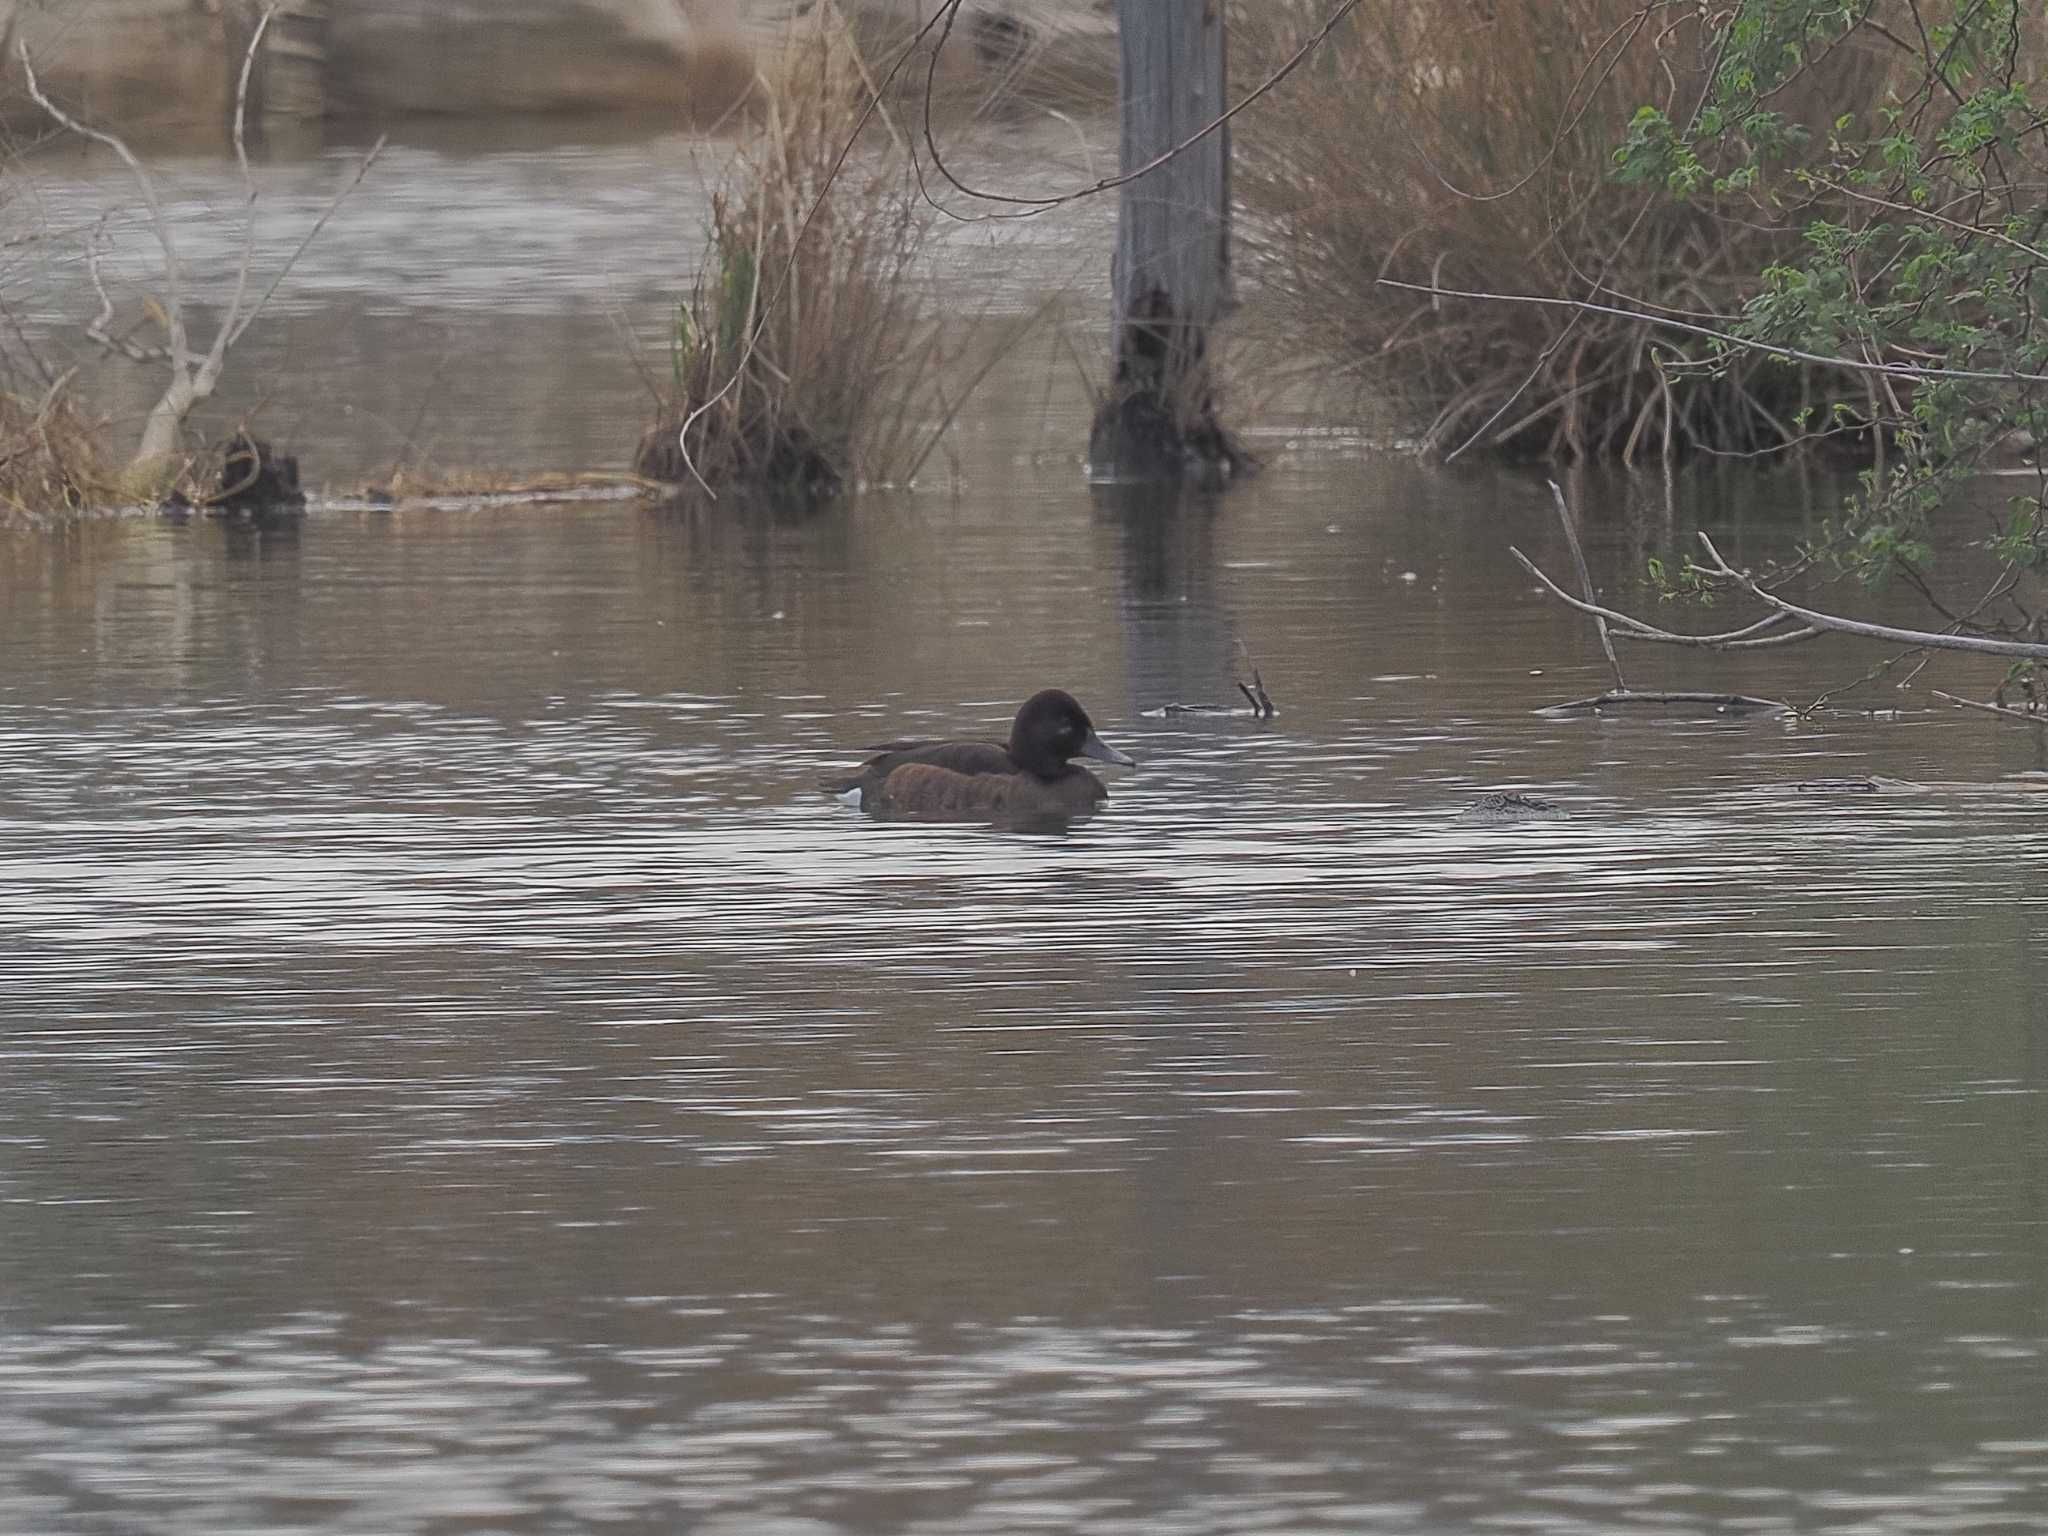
[214,433,305,515]
[1088,0,1247,486]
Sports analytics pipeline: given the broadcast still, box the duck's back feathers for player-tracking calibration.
[854,740,1019,780]
[863,760,1107,820]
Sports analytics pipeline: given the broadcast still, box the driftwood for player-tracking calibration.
[1148,688,1275,721]
[1523,479,1792,717]
[1147,646,1277,719]
[1786,773,2048,795]
[1537,690,1789,718]
[1515,484,2048,665]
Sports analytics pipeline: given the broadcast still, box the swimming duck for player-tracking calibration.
[827,689,1135,823]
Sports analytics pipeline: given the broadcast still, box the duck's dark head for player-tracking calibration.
[1009,689,1136,780]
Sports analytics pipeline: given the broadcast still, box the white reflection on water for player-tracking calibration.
[3,669,2045,1531]
[0,1310,2040,1533]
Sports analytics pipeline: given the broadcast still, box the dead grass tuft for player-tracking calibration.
[636,12,986,505]
[0,383,127,521]
[1235,2,1904,461]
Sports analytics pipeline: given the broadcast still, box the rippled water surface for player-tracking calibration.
[4,129,2048,1535]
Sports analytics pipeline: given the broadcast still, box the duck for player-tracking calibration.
[827,689,1135,823]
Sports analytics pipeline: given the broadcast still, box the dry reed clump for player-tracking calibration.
[0,385,124,521]
[636,18,956,505]
[1233,2,1903,461]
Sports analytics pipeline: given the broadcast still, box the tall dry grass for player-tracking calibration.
[636,16,971,505]
[1234,2,1904,461]
[0,385,123,521]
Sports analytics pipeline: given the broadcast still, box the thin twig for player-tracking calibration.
[1442,14,1734,462]
[1235,640,1277,718]
[1539,689,1788,715]
[1397,2,1675,206]
[1508,546,1822,647]
[1380,278,2048,386]
[226,134,386,351]
[1695,533,2048,659]
[1803,645,1927,716]
[1805,172,2048,264]
[1931,689,2048,723]
[34,366,78,424]
[916,0,1364,219]
[83,218,166,362]
[1546,478,1623,689]
[24,13,376,470]
[18,41,191,368]
[212,5,278,377]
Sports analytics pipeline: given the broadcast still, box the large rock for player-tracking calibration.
[0,0,1113,133]
[324,0,752,118]
[0,0,756,130]
[0,0,241,132]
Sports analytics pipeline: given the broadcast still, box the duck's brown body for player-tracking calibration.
[828,691,1132,825]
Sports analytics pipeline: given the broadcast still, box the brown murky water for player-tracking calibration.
[3,124,2047,1534]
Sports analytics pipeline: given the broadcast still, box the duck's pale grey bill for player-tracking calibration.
[1080,731,1136,768]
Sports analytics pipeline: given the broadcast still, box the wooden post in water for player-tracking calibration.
[1089,0,1244,486]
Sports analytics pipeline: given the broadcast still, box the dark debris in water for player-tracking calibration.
[1456,791,1569,825]
[162,433,306,519]
[1789,776,1884,794]
[1146,649,1278,720]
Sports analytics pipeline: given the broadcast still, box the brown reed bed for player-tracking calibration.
[1233,1,1906,462]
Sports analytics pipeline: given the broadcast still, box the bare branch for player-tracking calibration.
[1932,689,2048,723]
[1539,689,1789,716]
[1380,277,2048,386]
[916,0,1365,221]
[1804,644,1929,715]
[211,5,279,376]
[25,19,377,471]
[83,219,167,362]
[18,40,190,369]
[1508,545,1822,647]
[226,133,386,351]
[1806,172,2048,264]
[1694,533,2048,659]
[1546,478,1624,688]
[1442,16,1736,463]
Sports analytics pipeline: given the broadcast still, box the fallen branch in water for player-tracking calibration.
[1149,645,1278,720]
[1508,543,1822,650]
[1545,478,1623,690]
[1515,486,2048,666]
[1693,534,2048,660]
[1537,690,1787,717]
[1931,689,2048,725]
[1236,643,1277,719]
